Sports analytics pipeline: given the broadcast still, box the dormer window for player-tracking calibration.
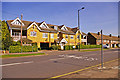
[40,21,49,29]
[13,20,21,25]
[42,24,48,28]
[61,25,68,31]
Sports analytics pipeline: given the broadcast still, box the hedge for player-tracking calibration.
[50,45,101,50]
[76,45,101,49]
[9,46,38,53]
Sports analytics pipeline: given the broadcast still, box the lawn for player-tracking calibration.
[1,53,45,58]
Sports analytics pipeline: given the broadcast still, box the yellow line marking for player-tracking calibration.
[46,58,120,80]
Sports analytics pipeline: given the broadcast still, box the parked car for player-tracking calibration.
[103,45,110,49]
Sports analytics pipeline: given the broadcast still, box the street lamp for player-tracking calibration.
[78,7,85,51]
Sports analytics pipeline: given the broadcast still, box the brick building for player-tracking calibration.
[87,32,120,48]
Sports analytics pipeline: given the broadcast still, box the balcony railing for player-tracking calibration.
[12,36,27,41]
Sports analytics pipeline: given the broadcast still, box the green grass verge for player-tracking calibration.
[1,53,45,58]
[80,49,109,52]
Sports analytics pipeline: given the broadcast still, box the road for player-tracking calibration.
[2,49,118,78]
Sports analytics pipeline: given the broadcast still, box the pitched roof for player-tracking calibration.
[89,32,119,41]
[6,18,83,34]
[7,20,57,32]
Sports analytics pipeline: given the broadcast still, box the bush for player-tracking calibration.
[9,46,21,53]
[65,45,74,50]
[12,41,21,46]
[9,46,38,53]
[50,45,60,50]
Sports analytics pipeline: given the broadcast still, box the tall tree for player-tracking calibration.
[0,20,2,50]
[2,21,12,50]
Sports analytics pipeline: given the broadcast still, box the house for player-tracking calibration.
[6,17,87,49]
[87,32,120,48]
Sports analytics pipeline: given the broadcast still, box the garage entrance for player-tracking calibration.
[40,43,49,50]
[112,44,115,48]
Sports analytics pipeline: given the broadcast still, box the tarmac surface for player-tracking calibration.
[2,49,119,78]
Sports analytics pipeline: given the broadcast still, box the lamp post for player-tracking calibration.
[78,7,85,51]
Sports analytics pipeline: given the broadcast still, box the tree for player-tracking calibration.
[0,20,2,50]
[2,21,12,50]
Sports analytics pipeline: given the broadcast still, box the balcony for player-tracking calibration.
[12,36,27,41]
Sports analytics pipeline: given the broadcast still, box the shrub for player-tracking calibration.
[9,45,38,53]
[9,46,21,53]
[76,45,101,49]
[65,45,75,50]
[12,41,21,46]
[50,45,60,50]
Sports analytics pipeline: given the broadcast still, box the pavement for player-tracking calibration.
[62,59,119,78]
[1,48,119,79]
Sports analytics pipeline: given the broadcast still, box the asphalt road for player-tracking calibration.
[2,49,118,78]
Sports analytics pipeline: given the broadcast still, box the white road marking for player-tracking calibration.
[1,61,33,67]
[58,55,98,61]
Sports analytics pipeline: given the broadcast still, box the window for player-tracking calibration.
[77,35,80,39]
[66,35,68,38]
[57,34,59,38]
[71,35,74,39]
[64,27,67,30]
[13,20,21,25]
[83,35,86,39]
[42,24,48,28]
[30,31,36,36]
[51,34,54,38]
[43,33,48,38]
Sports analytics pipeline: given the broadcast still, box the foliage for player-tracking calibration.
[50,44,61,50]
[0,20,2,50]
[9,46,38,53]
[2,21,12,50]
[12,41,21,46]
[65,45,74,50]
[76,45,101,49]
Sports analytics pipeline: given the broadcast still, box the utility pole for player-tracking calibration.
[101,30,103,68]
[21,14,23,46]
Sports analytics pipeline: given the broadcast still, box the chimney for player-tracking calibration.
[97,32,100,35]
[118,35,120,38]
[109,34,112,37]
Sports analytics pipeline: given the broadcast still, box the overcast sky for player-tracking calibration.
[2,2,118,36]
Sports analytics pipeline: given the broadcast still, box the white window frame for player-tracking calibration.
[71,35,74,39]
[66,35,68,39]
[43,33,48,38]
[51,34,54,38]
[30,31,37,37]
[77,35,80,39]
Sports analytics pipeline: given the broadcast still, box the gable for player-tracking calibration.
[60,38,67,43]
[61,25,68,31]
[11,17,24,26]
[40,21,49,29]
[27,22,41,31]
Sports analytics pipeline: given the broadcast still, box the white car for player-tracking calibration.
[103,45,110,48]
